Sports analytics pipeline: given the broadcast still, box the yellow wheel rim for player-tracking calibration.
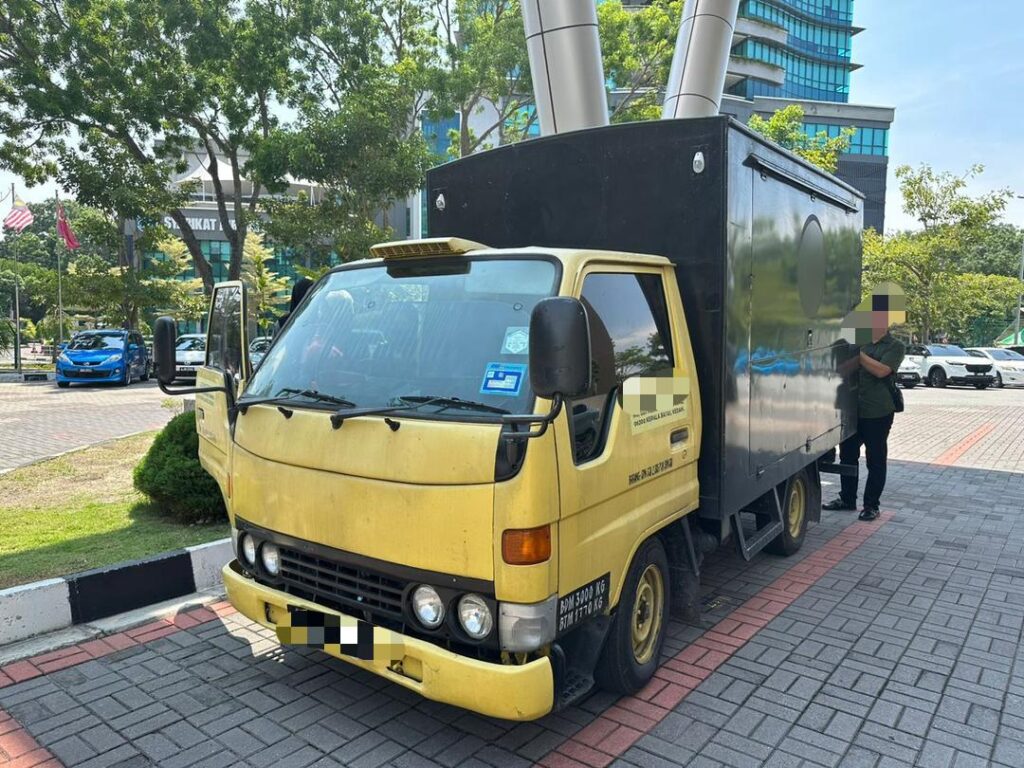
[631,564,665,665]
[788,476,806,539]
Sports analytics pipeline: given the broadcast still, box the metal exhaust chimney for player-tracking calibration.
[522,0,609,136]
[662,0,740,119]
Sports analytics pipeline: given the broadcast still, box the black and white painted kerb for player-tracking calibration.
[0,538,231,645]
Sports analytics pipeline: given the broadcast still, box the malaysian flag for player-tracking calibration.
[3,197,34,232]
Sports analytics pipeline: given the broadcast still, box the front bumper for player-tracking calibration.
[949,374,993,386]
[56,365,122,383]
[223,562,554,721]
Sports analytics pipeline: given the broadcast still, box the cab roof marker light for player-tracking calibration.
[369,237,490,259]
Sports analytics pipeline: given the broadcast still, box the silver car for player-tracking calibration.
[174,334,206,380]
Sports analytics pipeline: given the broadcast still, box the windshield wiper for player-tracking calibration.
[237,388,356,413]
[395,395,510,415]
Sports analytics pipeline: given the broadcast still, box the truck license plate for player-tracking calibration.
[557,573,611,634]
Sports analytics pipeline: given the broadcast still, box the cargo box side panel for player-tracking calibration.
[720,128,861,516]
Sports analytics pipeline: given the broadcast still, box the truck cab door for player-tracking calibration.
[196,281,254,498]
[554,265,701,608]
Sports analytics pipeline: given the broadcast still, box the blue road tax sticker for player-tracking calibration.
[480,362,527,397]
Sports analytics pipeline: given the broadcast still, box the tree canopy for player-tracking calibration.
[863,164,1015,345]
[747,105,853,174]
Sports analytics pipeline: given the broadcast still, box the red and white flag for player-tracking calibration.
[2,197,34,232]
[56,201,80,250]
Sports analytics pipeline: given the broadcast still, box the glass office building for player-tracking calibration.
[729,0,857,102]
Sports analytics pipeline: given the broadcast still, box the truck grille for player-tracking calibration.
[966,364,992,373]
[277,547,406,625]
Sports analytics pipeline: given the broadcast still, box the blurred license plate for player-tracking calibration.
[178,366,196,372]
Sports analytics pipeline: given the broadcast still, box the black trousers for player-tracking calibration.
[839,413,894,509]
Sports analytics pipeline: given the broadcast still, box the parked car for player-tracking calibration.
[174,333,206,380]
[966,347,1024,388]
[248,336,272,369]
[896,356,921,388]
[909,343,994,389]
[56,330,150,388]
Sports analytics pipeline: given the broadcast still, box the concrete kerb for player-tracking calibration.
[0,538,232,647]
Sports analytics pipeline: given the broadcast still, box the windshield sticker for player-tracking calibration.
[501,327,530,355]
[480,362,526,397]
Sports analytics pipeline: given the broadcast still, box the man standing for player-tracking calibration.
[824,284,906,521]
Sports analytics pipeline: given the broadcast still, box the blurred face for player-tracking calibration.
[844,282,906,345]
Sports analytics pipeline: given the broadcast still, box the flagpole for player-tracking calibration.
[11,183,21,372]
[55,193,64,349]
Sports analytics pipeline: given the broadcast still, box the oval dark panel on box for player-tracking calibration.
[798,215,825,318]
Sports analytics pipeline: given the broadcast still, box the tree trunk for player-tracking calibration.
[168,211,215,294]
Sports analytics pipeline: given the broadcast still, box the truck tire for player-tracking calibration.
[766,467,816,556]
[928,367,947,388]
[595,537,671,695]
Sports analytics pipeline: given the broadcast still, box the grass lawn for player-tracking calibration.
[0,432,228,589]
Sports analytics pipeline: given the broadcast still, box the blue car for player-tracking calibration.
[56,330,151,388]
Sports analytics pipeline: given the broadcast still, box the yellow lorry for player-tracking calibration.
[155,116,862,720]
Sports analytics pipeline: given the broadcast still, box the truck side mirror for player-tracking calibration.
[154,316,177,387]
[529,297,591,400]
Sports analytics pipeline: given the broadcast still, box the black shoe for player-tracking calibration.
[858,506,880,521]
[823,497,856,511]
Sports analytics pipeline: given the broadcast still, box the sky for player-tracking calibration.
[3,0,1024,235]
[851,0,1024,231]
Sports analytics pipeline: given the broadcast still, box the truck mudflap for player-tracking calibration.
[223,563,554,721]
[550,614,611,711]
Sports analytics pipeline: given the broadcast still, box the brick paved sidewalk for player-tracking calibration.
[0,382,172,474]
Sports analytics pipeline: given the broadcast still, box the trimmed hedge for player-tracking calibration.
[133,411,227,524]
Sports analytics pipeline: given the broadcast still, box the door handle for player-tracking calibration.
[670,427,689,445]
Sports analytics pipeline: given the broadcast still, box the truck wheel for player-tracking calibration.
[595,537,671,695]
[766,467,816,556]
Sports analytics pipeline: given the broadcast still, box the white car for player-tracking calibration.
[174,333,206,380]
[908,344,995,389]
[966,347,1024,388]
[896,356,921,388]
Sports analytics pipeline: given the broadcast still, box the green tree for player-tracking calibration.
[598,0,681,123]
[0,0,302,291]
[241,233,289,333]
[747,105,854,174]
[152,237,208,326]
[430,0,535,158]
[957,223,1023,277]
[863,164,1013,342]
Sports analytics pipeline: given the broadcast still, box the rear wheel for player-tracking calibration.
[928,367,947,388]
[766,467,817,556]
[595,537,670,695]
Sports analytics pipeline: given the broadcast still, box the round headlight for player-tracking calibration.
[458,594,493,639]
[260,543,280,576]
[412,585,445,629]
[240,534,257,566]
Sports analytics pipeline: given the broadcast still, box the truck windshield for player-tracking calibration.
[243,257,559,418]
